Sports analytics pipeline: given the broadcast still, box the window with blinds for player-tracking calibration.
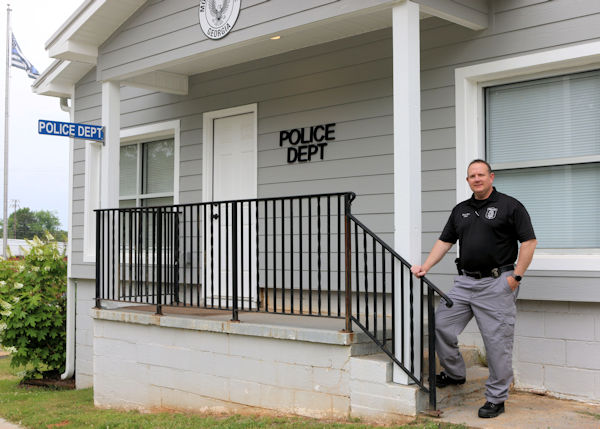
[119,138,175,208]
[485,70,600,249]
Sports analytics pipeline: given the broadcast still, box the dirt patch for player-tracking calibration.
[47,421,70,428]
[20,375,75,390]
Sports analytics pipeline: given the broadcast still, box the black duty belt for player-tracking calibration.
[460,264,514,279]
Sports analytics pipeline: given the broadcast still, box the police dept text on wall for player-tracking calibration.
[280,123,336,163]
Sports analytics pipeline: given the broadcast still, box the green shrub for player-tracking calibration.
[0,233,67,378]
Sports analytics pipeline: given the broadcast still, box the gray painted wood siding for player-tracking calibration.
[71,0,600,301]
[420,0,600,299]
[71,29,394,279]
[72,68,101,279]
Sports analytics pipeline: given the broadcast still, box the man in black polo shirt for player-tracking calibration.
[411,159,537,418]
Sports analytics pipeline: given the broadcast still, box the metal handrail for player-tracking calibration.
[95,191,451,410]
[344,209,452,411]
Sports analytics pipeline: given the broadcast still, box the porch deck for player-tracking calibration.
[93,304,382,349]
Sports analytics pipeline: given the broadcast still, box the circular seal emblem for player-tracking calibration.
[199,0,241,40]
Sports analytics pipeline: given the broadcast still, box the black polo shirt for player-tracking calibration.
[439,188,536,272]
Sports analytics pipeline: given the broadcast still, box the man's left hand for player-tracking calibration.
[507,275,520,291]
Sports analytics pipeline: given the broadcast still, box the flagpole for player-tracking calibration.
[3,4,10,258]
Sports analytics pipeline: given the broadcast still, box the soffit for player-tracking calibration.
[139,8,429,77]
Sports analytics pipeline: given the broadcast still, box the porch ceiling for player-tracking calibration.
[156,6,408,77]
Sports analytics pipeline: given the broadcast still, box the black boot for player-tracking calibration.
[478,401,505,418]
[435,371,466,388]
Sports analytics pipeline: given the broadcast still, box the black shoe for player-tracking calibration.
[435,371,466,388]
[478,401,505,418]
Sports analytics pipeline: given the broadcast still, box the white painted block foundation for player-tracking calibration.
[91,309,426,418]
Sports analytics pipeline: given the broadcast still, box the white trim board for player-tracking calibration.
[455,41,600,272]
[202,104,258,202]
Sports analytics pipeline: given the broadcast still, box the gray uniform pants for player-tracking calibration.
[436,271,518,403]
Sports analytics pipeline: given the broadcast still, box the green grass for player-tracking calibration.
[577,410,600,420]
[0,357,467,429]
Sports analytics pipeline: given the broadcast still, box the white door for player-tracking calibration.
[213,113,255,200]
[204,108,257,309]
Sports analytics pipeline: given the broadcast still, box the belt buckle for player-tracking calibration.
[491,268,500,278]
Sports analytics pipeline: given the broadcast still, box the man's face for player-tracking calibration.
[466,162,494,198]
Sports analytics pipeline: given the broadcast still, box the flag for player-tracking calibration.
[11,33,39,79]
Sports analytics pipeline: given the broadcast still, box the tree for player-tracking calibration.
[0,208,67,242]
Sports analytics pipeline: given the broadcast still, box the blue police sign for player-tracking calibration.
[38,119,104,142]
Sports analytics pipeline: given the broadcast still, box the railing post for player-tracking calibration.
[427,286,437,410]
[95,210,101,309]
[174,208,180,303]
[156,207,163,315]
[231,202,239,321]
[344,193,353,333]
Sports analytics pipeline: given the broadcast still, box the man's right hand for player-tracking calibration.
[410,265,427,277]
[410,240,452,279]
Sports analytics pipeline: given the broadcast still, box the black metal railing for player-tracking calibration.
[95,191,452,409]
[346,212,453,410]
[95,192,353,319]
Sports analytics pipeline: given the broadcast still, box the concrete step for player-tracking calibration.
[348,342,490,416]
[423,344,483,372]
[435,365,489,408]
[349,353,426,418]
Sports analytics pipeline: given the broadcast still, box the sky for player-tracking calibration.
[0,0,83,230]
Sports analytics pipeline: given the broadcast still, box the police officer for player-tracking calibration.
[411,159,537,418]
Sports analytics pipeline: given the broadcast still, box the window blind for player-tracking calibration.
[493,163,600,249]
[119,145,138,196]
[143,139,174,194]
[486,70,600,164]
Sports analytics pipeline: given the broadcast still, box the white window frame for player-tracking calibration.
[119,120,180,206]
[83,120,180,262]
[119,138,176,207]
[455,41,600,272]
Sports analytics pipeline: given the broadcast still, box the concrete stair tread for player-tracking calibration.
[350,351,491,414]
[435,364,489,408]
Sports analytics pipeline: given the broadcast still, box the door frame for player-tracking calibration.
[202,103,258,202]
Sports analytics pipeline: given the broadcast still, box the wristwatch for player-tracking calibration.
[513,274,522,282]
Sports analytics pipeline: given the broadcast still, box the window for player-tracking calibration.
[119,138,175,208]
[455,40,600,271]
[83,120,179,263]
[485,71,600,250]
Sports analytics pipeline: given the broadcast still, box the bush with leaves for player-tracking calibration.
[0,233,67,378]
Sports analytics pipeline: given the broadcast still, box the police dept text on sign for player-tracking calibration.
[38,120,104,142]
[280,123,336,163]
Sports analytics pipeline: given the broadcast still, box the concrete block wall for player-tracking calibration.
[75,279,95,389]
[514,301,600,403]
[92,315,354,418]
[349,354,425,418]
[457,299,600,403]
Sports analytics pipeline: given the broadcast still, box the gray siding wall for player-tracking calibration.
[71,29,394,279]
[420,0,600,300]
[72,0,600,298]
[72,69,101,279]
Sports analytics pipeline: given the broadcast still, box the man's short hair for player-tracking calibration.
[467,159,492,174]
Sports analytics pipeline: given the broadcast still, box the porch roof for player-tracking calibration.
[33,0,487,98]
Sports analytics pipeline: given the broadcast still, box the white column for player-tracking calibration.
[392,0,422,385]
[101,81,120,209]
